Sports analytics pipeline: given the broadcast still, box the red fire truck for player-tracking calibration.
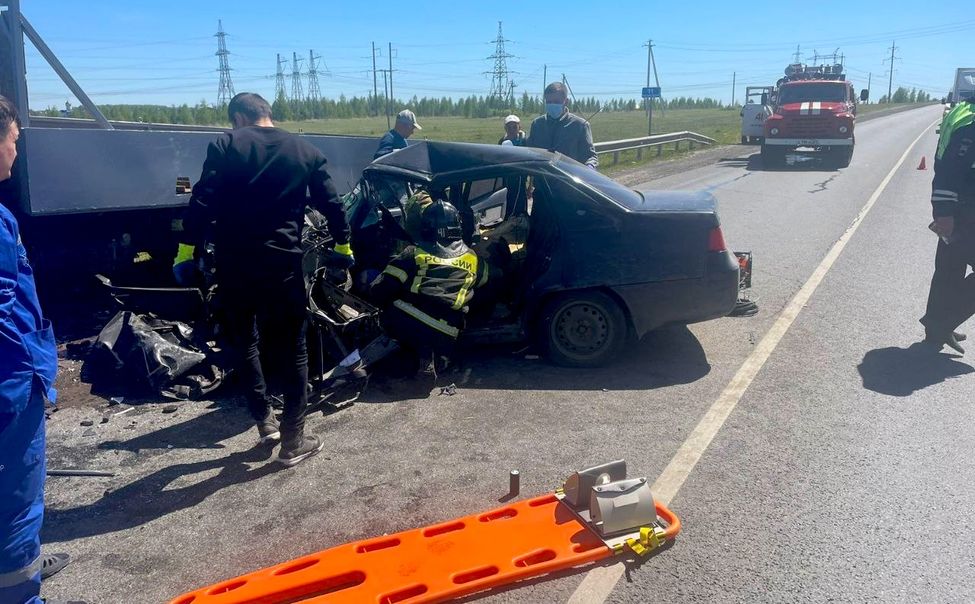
[761,63,868,168]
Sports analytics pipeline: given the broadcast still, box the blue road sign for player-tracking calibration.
[641,86,661,99]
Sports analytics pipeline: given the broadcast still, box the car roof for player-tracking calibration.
[363,140,555,184]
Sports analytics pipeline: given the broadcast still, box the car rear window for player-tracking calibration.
[554,159,644,209]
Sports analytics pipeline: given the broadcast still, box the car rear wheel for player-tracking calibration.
[540,291,627,367]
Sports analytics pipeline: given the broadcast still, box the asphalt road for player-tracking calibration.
[41,104,969,604]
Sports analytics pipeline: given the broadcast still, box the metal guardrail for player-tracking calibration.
[595,131,717,165]
[29,115,230,132]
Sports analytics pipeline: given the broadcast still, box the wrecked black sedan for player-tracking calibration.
[343,141,740,368]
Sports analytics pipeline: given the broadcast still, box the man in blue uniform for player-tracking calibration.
[0,96,79,604]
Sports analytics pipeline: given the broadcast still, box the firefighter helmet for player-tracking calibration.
[420,199,463,246]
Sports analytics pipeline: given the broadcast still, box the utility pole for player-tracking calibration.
[306,49,323,103]
[542,64,547,95]
[647,38,663,116]
[884,40,899,103]
[792,44,801,64]
[486,21,515,107]
[645,38,652,135]
[381,70,390,129]
[388,42,394,109]
[215,20,235,105]
[732,71,736,106]
[371,42,379,117]
[274,53,287,100]
[867,72,872,104]
[290,51,303,102]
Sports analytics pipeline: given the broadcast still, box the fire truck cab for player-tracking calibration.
[761,63,868,168]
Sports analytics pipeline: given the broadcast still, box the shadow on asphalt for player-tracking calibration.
[98,403,251,453]
[42,442,280,542]
[717,152,840,172]
[359,324,711,404]
[857,343,975,396]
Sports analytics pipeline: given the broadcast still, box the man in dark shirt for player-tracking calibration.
[374,109,421,159]
[921,98,975,354]
[175,92,352,466]
[527,82,598,168]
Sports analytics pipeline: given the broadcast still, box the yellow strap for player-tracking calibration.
[622,526,667,557]
[174,243,195,265]
[383,265,409,283]
[477,261,490,288]
[333,242,353,256]
[625,537,648,556]
[392,300,460,338]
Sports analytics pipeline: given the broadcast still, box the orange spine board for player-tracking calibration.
[170,493,612,604]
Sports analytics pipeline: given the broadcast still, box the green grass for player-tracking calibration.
[281,109,744,145]
[279,103,931,174]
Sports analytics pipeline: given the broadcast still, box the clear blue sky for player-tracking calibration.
[21,0,974,111]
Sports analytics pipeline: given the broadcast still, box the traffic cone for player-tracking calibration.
[917,156,927,170]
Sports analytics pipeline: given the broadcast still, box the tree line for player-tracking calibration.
[877,87,936,104]
[32,92,729,126]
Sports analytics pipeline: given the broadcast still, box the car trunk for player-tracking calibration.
[557,189,719,289]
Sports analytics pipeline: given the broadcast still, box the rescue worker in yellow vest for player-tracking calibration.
[369,199,492,376]
[921,98,975,354]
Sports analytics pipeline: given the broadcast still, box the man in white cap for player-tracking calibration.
[498,114,526,146]
[374,109,421,159]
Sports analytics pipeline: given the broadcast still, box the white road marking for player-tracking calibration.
[566,120,938,604]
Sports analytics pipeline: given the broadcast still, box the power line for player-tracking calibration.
[215,20,235,104]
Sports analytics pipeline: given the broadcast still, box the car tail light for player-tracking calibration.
[708,227,727,252]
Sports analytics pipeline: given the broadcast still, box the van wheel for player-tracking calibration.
[540,291,627,367]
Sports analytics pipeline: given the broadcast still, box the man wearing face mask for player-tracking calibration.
[526,82,598,169]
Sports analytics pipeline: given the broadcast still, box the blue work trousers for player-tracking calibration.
[0,389,46,604]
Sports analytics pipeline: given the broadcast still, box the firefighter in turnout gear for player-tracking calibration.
[921,99,975,353]
[369,199,493,376]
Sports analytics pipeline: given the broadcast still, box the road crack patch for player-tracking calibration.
[809,174,839,194]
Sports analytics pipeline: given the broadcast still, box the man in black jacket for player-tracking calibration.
[527,82,598,168]
[175,92,352,466]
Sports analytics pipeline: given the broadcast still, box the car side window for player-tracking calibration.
[466,177,505,203]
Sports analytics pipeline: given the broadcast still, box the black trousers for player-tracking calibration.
[921,215,975,340]
[220,272,309,437]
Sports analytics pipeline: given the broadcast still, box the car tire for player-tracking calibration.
[539,291,628,368]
